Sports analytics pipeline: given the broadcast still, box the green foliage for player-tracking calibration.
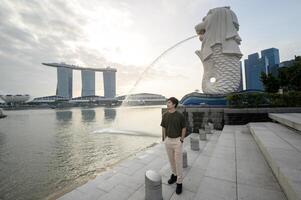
[260,72,280,93]
[227,92,268,108]
[227,92,301,108]
[260,56,301,92]
[278,56,301,91]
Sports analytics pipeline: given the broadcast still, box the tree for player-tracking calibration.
[260,72,280,93]
[278,56,301,91]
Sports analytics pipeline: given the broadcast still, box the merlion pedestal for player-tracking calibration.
[195,6,242,94]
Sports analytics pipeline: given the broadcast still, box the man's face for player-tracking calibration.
[166,100,175,109]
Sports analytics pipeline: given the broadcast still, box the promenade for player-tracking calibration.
[58,123,290,200]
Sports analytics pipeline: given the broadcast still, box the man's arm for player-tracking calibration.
[160,112,166,142]
[181,127,186,142]
[162,127,166,141]
[180,113,186,142]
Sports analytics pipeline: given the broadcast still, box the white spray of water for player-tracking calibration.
[123,35,198,104]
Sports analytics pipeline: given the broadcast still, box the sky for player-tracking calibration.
[1,0,301,100]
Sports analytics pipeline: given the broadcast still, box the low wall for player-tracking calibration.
[162,107,301,132]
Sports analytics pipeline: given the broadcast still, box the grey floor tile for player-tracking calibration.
[238,183,287,200]
[195,176,236,200]
[98,184,135,200]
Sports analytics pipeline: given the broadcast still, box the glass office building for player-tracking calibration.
[261,48,280,76]
[245,48,280,90]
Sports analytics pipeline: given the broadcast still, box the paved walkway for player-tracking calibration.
[58,125,287,200]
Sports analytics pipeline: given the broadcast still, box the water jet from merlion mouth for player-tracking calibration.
[122,35,198,105]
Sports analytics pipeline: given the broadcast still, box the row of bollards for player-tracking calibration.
[190,123,214,151]
[145,124,214,199]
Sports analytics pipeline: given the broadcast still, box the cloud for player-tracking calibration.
[0,0,203,98]
[2,0,300,98]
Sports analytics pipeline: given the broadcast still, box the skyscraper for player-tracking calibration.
[103,68,116,98]
[245,53,268,90]
[261,48,280,76]
[244,48,280,90]
[81,70,95,96]
[56,67,73,98]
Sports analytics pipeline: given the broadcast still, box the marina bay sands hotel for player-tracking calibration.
[42,63,116,99]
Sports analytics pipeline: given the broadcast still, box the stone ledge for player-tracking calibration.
[249,122,301,200]
[269,113,301,132]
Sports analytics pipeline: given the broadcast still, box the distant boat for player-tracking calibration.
[0,108,7,119]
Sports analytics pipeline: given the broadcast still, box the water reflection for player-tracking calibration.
[104,108,116,121]
[81,109,96,122]
[0,131,5,146]
[56,110,72,122]
[0,132,6,162]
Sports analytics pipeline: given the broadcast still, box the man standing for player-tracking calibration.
[160,97,186,195]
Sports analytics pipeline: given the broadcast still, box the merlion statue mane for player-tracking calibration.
[195,6,243,94]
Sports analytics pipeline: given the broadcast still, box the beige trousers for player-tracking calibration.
[164,136,183,184]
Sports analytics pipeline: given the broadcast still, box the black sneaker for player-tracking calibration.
[176,183,182,194]
[167,174,177,184]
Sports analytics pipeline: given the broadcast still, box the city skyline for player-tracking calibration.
[1,0,301,100]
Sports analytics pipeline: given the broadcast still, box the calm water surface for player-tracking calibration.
[0,106,163,200]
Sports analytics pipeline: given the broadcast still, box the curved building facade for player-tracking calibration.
[180,92,227,106]
[0,94,30,103]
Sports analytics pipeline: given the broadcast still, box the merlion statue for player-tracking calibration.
[195,6,242,94]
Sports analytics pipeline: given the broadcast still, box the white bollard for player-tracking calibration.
[208,122,214,130]
[190,134,200,151]
[145,170,163,200]
[183,150,188,168]
[205,124,212,134]
[209,122,214,133]
[199,129,207,140]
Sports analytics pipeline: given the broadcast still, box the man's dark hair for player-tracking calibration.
[167,97,179,108]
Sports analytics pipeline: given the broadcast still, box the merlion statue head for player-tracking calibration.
[194,6,243,94]
[195,6,242,61]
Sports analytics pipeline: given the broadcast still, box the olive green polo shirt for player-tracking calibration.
[160,111,186,138]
